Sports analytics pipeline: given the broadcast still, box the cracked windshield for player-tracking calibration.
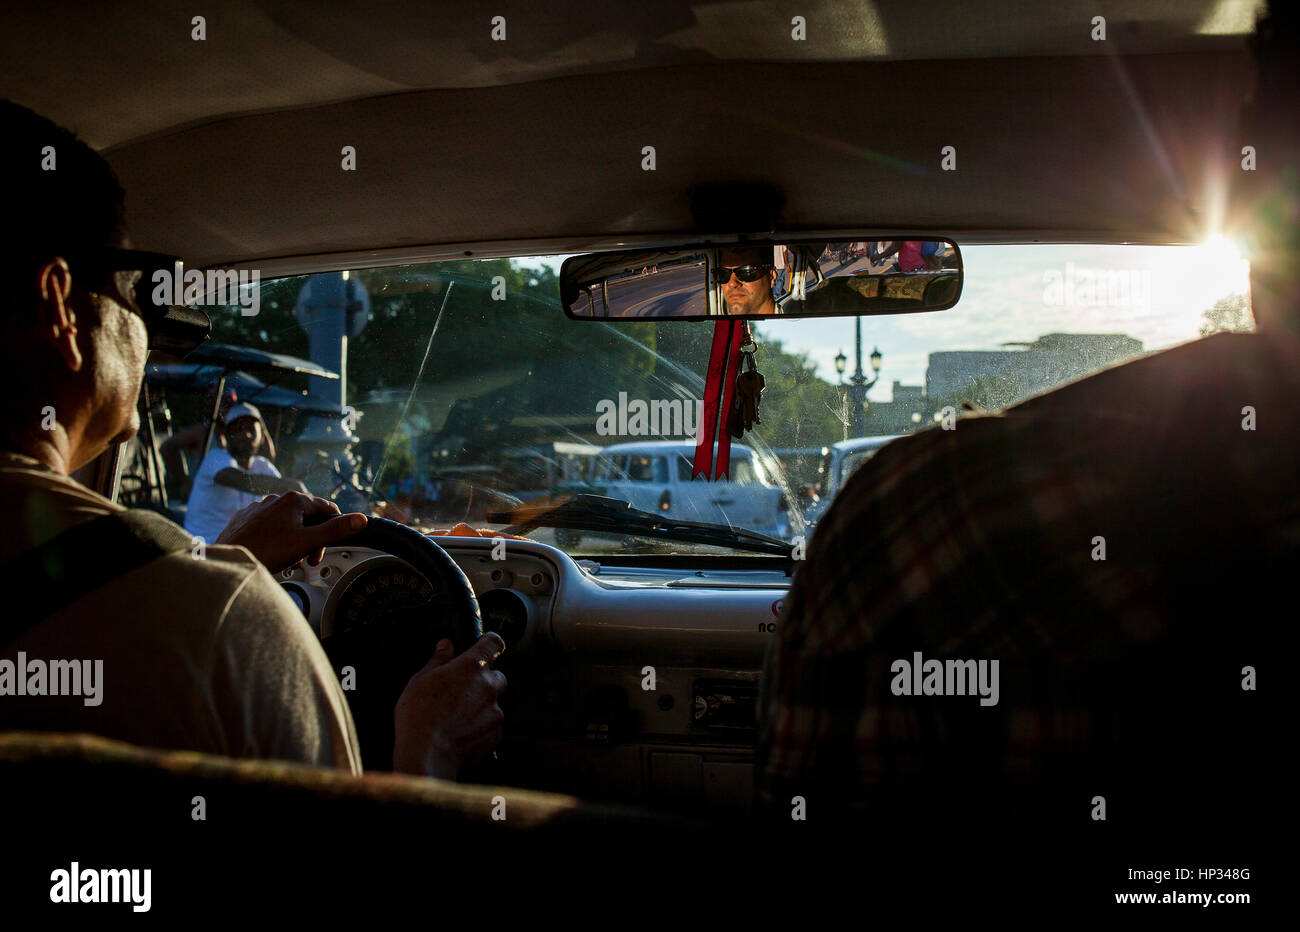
[137,241,1251,555]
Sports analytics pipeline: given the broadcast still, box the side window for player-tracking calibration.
[676,455,695,482]
[730,458,757,485]
[841,447,885,484]
[842,452,868,483]
[594,455,628,481]
[626,454,662,483]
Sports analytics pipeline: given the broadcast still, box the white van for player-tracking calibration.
[587,440,793,540]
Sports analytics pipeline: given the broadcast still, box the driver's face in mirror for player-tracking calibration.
[716,246,778,315]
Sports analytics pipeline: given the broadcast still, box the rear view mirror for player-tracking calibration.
[561,238,962,321]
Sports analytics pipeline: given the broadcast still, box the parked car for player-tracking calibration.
[804,435,903,526]
[573,440,794,546]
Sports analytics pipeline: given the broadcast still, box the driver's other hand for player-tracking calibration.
[215,491,367,574]
[393,633,507,781]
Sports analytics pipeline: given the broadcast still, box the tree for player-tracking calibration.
[1198,293,1253,337]
[745,328,845,450]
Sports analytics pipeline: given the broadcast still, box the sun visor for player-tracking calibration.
[149,304,211,357]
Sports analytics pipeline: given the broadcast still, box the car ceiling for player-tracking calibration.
[2,0,1264,269]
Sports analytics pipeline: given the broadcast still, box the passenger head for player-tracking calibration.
[222,404,265,463]
[1,100,148,473]
[715,246,778,315]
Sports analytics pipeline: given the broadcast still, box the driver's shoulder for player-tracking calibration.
[6,544,295,697]
[156,540,265,579]
[149,543,293,628]
[60,541,297,662]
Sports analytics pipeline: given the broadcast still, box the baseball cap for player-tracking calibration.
[224,402,265,426]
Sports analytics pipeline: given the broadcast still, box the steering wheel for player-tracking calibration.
[306,515,483,771]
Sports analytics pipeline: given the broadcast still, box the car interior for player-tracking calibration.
[1,0,1284,914]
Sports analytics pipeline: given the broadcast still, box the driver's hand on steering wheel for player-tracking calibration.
[216,491,368,574]
[392,634,507,781]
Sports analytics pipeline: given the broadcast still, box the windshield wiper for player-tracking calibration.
[487,494,792,556]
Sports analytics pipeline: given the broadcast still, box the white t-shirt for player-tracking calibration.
[184,448,281,544]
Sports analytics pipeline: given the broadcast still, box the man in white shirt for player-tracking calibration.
[184,403,305,543]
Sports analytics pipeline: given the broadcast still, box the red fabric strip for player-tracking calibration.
[693,319,736,479]
[714,321,745,479]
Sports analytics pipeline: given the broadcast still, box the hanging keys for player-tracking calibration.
[731,341,765,437]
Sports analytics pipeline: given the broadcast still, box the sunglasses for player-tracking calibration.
[65,248,209,354]
[67,248,179,327]
[711,264,773,285]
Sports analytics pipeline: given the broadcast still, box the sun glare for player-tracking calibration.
[1195,233,1252,297]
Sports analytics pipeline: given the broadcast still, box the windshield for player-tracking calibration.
[177,242,1250,555]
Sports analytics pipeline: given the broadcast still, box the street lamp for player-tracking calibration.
[834,349,848,440]
[848,319,882,438]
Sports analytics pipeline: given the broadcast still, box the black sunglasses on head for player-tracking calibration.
[64,248,210,355]
[711,264,773,285]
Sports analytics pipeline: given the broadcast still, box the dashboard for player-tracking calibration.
[278,538,792,811]
[278,537,789,661]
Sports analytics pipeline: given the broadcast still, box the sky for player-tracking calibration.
[533,242,1251,401]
